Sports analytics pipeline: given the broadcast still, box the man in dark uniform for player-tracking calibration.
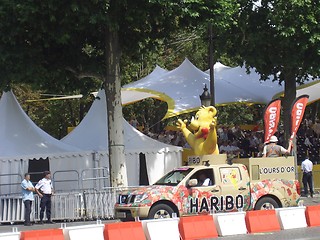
[301,156,314,197]
[35,171,55,224]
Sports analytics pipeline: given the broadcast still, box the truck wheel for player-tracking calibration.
[148,204,175,219]
[254,197,280,210]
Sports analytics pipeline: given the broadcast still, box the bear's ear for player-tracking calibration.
[207,106,217,116]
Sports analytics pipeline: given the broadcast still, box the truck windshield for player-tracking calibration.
[153,167,193,186]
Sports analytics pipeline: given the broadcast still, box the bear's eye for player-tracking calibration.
[195,115,199,120]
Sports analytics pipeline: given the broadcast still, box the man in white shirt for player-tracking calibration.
[35,171,55,224]
[301,156,314,197]
[199,173,212,186]
[21,173,35,226]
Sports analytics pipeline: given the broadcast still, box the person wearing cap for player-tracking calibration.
[35,171,55,224]
[21,173,35,226]
[262,135,290,157]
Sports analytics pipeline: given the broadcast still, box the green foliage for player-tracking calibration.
[228,0,320,144]
[0,0,256,137]
[217,104,263,126]
[0,0,239,84]
[123,98,168,133]
[232,0,320,81]
[7,84,93,139]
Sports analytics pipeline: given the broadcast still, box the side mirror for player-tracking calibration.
[188,179,198,187]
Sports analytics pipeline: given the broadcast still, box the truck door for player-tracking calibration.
[187,168,221,214]
[187,166,251,214]
[217,166,251,211]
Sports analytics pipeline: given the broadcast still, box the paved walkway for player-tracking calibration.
[300,193,320,206]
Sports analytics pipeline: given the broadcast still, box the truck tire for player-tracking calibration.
[254,197,280,210]
[148,204,175,219]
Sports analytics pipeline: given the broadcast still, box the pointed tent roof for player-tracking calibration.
[122,59,319,119]
[123,58,211,118]
[0,90,82,160]
[121,65,168,104]
[209,64,319,105]
[61,89,182,154]
[123,58,282,119]
[213,64,285,104]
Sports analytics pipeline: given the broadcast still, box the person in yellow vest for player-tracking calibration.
[262,135,290,157]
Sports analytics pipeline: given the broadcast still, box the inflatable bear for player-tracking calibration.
[176,106,219,156]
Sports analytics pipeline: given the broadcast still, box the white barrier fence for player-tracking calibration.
[0,188,126,224]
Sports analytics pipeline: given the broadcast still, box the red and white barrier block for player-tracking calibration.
[141,218,180,240]
[62,223,104,240]
[213,211,247,236]
[276,206,307,230]
[0,232,20,240]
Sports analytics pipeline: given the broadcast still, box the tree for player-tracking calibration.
[230,0,320,146]
[0,0,239,186]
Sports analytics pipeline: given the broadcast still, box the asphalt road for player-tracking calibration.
[1,195,320,239]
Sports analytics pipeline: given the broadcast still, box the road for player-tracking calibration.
[1,196,320,239]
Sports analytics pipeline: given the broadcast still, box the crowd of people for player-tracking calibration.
[142,125,265,158]
[133,118,320,164]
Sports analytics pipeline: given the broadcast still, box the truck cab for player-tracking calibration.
[115,154,300,220]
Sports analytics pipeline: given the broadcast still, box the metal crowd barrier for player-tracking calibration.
[82,186,140,220]
[0,187,139,224]
[51,192,84,221]
[0,195,24,223]
[82,189,117,220]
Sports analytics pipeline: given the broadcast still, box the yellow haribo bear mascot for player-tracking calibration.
[176,106,219,156]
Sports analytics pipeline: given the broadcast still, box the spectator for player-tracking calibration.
[313,119,320,139]
[157,131,166,143]
[304,136,313,148]
[232,125,245,139]
[220,141,230,154]
[21,173,35,226]
[164,130,175,144]
[239,132,251,157]
[219,127,229,142]
[129,117,139,129]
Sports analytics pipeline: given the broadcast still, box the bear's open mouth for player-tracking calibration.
[195,127,209,139]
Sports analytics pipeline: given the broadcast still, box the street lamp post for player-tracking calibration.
[208,22,215,106]
[200,84,212,107]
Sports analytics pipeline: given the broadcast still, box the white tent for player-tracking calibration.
[121,65,168,104]
[92,65,167,104]
[296,80,320,104]
[0,91,91,195]
[211,62,285,104]
[208,63,320,104]
[273,79,320,104]
[62,89,182,185]
[122,59,286,119]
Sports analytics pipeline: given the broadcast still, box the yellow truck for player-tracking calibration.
[115,155,301,220]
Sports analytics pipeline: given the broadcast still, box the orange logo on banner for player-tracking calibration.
[290,95,309,141]
[264,99,281,143]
